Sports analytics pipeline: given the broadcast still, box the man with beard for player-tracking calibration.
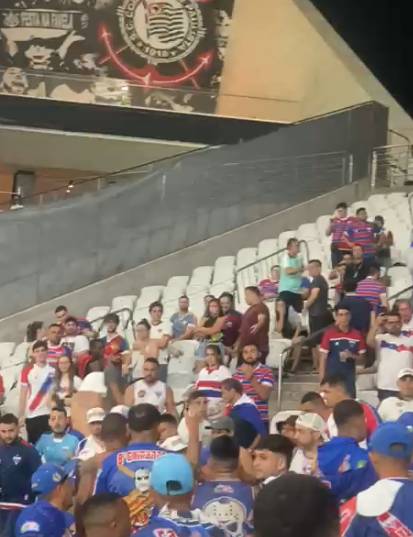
[233,344,274,426]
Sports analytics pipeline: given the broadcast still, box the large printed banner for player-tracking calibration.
[0,0,234,114]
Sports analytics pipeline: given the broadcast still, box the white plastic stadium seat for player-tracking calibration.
[266,338,291,369]
[111,295,137,327]
[168,340,197,375]
[387,266,412,285]
[358,390,379,409]
[166,276,189,290]
[387,192,407,207]
[0,342,16,368]
[278,230,297,250]
[356,373,377,392]
[12,342,30,361]
[137,286,164,307]
[86,306,110,330]
[316,215,331,236]
[189,266,213,286]
[236,248,257,293]
[257,239,279,281]
[297,223,319,241]
[368,194,388,213]
[212,256,235,286]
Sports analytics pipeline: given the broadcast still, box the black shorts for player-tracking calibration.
[309,314,333,346]
[278,291,303,313]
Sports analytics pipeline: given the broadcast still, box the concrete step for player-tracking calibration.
[270,374,320,413]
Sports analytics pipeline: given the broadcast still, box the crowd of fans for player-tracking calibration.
[0,200,413,537]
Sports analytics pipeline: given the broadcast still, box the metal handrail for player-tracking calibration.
[408,193,413,226]
[388,284,413,302]
[0,145,211,211]
[88,307,134,334]
[235,240,310,275]
[275,281,413,408]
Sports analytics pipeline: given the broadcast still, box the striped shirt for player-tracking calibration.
[233,364,274,421]
[330,217,353,250]
[195,365,231,399]
[345,220,376,255]
[355,277,386,311]
[47,343,69,368]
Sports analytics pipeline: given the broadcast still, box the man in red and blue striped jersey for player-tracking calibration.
[326,202,355,267]
[46,324,70,368]
[356,265,389,313]
[344,207,376,262]
[233,344,274,425]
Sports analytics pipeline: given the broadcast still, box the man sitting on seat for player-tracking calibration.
[378,368,413,421]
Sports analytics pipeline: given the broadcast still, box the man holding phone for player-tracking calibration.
[366,311,413,401]
[319,306,366,397]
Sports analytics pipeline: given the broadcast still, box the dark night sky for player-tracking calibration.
[309,0,413,118]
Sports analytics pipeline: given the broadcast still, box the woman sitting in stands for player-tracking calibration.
[49,354,81,416]
[194,298,226,370]
[195,344,231,419]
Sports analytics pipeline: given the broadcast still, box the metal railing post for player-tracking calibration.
[371,150,378,189]
[348,154,354,184]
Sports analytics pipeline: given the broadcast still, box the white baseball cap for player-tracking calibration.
[110,405,129,419]
[398,368,413,380]
[160,435,187,452]
[86,407,106,424]
[296,413,327,437]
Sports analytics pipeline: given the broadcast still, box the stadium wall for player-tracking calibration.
[0,103,387,322]
[0,177,372,340]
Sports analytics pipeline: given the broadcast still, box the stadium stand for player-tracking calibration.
[0,190,412,416]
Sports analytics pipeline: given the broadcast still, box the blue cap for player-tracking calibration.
[150,454,193,496]
[397,412,413,433]
[369,422,413,460]
[31,463,72,496]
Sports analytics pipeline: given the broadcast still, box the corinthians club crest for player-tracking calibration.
[118,0,205,65]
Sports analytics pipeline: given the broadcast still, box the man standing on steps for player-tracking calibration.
[304,259,332,373]
[277,238,304,336]
[238,287,270,363]
[319,306,366,398]
[18,341,55,445]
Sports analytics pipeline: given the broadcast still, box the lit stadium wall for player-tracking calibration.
[0,0,234,115]
[0,0,391,124]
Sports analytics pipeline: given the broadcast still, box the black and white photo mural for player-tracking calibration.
[0,0,234,113]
